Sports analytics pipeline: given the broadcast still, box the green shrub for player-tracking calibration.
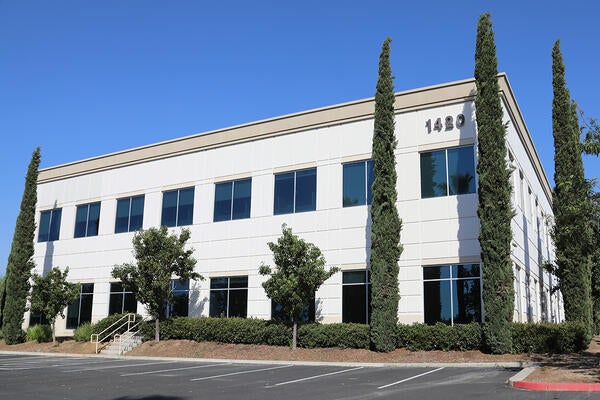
[25,324,52,343]
[139,317,291,346]
[511,322,588,354]
[297,323,369,349]
[396,323,482,351]
[73,322,94,342]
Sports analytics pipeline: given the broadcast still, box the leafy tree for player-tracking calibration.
[0,275,5,335]
[474,13,515,354]
[551,40,593,336]
[369,37,402,352]
[259,224,338,350]
[29,267,79,344]
[111,226,201,342]
[2,148,41,344]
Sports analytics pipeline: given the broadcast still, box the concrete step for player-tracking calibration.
[101,334,143,355]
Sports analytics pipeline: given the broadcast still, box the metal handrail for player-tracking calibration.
[91,313,138,354]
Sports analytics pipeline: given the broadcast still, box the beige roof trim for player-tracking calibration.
[38,74,552,204]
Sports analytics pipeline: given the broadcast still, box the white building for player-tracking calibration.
[28,74,563,336]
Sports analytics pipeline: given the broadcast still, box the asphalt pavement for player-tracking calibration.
[1,353,598,400]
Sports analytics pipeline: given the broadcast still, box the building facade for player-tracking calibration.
[28,74,563,336]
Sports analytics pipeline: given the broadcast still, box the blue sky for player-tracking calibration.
[0,1,598,275]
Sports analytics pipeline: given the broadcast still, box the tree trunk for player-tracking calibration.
[155,319,160,342]
[292,321,297,350]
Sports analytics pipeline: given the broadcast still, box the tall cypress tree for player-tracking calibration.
[2,148,41,344]
[474,14,514,354]
[369,37,402,352]
[551,41,593,335]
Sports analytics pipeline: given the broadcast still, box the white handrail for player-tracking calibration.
[91,313,138,354]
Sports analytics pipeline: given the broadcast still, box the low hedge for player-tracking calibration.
[139,317,290,346]
[396,323,482,351]
[132,317,588,354]
[511,322,588,354]
[297,323,370,349]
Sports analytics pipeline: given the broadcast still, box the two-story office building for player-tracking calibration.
[28,73,563,336]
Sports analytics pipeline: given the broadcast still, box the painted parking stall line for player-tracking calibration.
[268,367,364,387]
[377,367,445,389]
[63,360,177,373]
[121,362,229,377]
[190,364,292,381]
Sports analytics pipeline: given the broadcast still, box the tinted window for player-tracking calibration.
[274,172,294,215]
[447,146,476,195]
[39,209,62,242]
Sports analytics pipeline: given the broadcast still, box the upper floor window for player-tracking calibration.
[74,202,101,238]
[420,146,476,198]
[115,195,145,233]
[38,208,62,242]
[343,160,374,207]
[274,168,316,215]
[161,187,194,227]
[214,178,252,222]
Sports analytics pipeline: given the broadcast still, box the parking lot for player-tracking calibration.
[0,353,594,400]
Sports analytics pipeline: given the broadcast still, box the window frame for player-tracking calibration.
[74,202,101,238]
[342,270,371,323]
[209,276,248,318]
[115,195,145,233]
[66,283,94,329]
[161,187,195,227]
[38,208,62,242]
[342,160,374,207]
[420,145,476,199]
[213,178,252,222]
[108,282,137,315]
[273,167,317,215]
[422,264,482,326]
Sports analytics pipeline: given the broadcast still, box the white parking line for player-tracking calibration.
[121,363,228,376]
[63,361,176,373]
[377,367,445,389]
[269,367,364,387]
[190,364,292,381]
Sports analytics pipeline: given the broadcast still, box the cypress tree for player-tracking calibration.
[369,37,402,352]
[551,41,593,335]
[474,14,514,354]
[2,148,41,344]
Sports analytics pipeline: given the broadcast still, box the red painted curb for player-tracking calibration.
[513,380,600,392]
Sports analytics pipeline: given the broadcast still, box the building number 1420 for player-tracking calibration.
[425,114,465,134]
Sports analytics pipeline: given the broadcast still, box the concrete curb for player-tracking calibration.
[0,350,533,369]
[509,367,600,392]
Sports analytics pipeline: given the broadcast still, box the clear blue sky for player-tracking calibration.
[0,1,598,275]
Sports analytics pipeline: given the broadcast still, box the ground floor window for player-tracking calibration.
[271,297,315,323]
[28,312,49,327]
[109,282,137,315]
[209,276,248,318]
[66,283,94,329]
[167,279,190,318]
[342,270,370,323]
[423,264,481,325]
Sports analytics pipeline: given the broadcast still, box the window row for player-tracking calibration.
[58,265,481,329]
[38,146,476,242]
